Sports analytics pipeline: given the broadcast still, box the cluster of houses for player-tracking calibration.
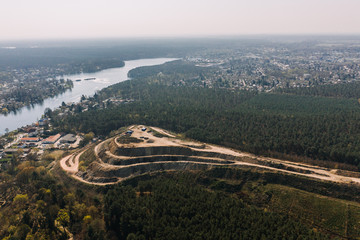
[19,133,78,149]
[0,115,81,170]
[1,132,78,169]
[0,132,78,168]
[55,97,135,118]
[14,118,79,149]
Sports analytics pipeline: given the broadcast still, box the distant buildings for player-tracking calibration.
[38,118,49,126]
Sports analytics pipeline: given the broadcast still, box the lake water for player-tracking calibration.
[0,58,177,135]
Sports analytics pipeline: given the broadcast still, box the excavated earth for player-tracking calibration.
[59,125,360,185]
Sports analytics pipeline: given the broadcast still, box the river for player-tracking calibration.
[0,58,177,135]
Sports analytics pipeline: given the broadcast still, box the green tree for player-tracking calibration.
[80,132,95,147]
[13,194,28,212]
[56,209,70,227]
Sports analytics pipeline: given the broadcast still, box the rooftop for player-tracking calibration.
[43,134,61,143]
[60,134,77,142]
[21,137,40,142]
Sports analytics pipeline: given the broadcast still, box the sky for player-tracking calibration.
[1,0,359,40]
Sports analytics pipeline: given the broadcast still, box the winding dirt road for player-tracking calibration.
[59,149,87,173]
[59,125,360,186]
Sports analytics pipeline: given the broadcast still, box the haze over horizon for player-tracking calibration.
[1,0,360,40]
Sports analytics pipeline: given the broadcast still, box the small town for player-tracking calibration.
[0,93,137,170]
[0,72,73,115]
[184,41,360,92]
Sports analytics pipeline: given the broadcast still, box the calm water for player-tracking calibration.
[0,58,176,135]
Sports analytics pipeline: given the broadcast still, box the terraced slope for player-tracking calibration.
[60,125,360,185]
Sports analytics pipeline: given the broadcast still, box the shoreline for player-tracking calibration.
[0,58,178,135]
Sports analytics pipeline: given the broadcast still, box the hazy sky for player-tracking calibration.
[1,0,359,40]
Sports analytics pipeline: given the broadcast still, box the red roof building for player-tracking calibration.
[43,134,62,144]
[21,137,40,143]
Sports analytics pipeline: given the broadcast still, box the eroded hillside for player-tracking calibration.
[60,125,360,186]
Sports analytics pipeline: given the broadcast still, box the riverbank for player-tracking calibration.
[0,79,73,115]
[0,58,177,135]
[0,59,126,116]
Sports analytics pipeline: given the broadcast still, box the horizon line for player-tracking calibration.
[2,33,360,42]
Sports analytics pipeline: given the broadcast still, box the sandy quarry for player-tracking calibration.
[59,125,360,185]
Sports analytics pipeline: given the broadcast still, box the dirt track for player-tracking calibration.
[59,125,360,186]
[59,149,87,173]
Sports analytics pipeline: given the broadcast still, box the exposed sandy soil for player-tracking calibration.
[150,127,176,138]
[60,149,86,174]
[59,125,360,186]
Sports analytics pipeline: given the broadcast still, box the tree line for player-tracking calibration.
[52,78,360,170]
[277,81,360,99]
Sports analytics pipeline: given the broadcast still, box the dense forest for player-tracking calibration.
[4,35,360,240]
[1,155,338,239]
[104,175,328,240]
[128,60,210,80]
[0,39,213,70]
[53,78,360,170]
[127,60,219,88]
[277,82,360,99]
[0,157,105,240]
